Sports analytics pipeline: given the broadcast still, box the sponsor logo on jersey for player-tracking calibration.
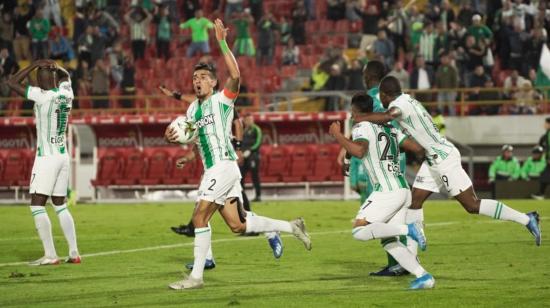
[196,114,214,129]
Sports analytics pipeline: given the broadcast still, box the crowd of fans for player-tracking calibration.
[0,0,549,114]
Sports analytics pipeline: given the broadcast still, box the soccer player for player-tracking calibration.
[165,19,311,290]
[159,86,284,265]
[7,59,80,265]
[329,93,435,290]
[353,76,541,246]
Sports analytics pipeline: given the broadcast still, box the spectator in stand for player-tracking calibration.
[345,59,364,91]
[470,78,500,115]
[386,0,408,53]
[125,5,152,60]
[13,2,35,62]
[354,3,381,53]
[346,0,362,21]
[49,27,74,61]
[29,8,51,60]
[108,40,125,86]
[418,21,437,68]
[256,13,278,66]
[291,0,307,45]
[250,0,263,22]
[72,7,88,48]
[77,25,94,66]
[448,21,467,50]
[327,0,346,21]
[512,80,541,114]
[0,48,19,101]
[182,0,200,20]
[387,61,410,89]
[507,21,528,73]
[435,52,459,116]
[440,0,456,31]
[180,9,214,58]
[468,65,490,101]
[154,4,173,60]
[525,26,546,72]
[457,1,475,27]
[410,55,434,102]
[0,11,14,53]
[89,7,120,46]
[75,60,92,107]
[521,146,546,181]
[120,54,136,108]
[372,29,395,68]
[503,69,527,99]
[225,0,244,21]
[279,16,291,45]
[324,64,347,111]
[463,34,485,81]
[42,0,63,27]
[232,9,255,57]
[310,61,330,91]
[434,21,450,63]
[468,14,493,45]
[282,38,299,65]
[91,58,110,109]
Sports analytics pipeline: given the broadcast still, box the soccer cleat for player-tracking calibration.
[168,274,204,290]
[268,233,284,259]
[526,211,542,246]
[531,194,544,200]
[409,273,435,290]
[407,222,427,251]
[171,224,195,237]
[369,264,410,277]
[290,218,312,250]
[65,256,81,264]
[29,256,60,266]
[185,259,216,270]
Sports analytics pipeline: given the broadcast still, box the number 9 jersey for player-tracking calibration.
[351,121,409,193]
[25,80,73,197]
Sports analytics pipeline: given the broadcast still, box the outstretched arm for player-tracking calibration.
[7,59,54,97]
[214,18,240,94]
[353,107,402,124]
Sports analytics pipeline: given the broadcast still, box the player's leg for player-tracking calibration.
[250,152,261,202]
[218,197,311,250]
[28,156,59,265]
[185,221,216,270]
[29,193,59,265]
[51,156,80,263]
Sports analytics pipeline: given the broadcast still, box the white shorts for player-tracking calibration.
[413,147,473,197]
[197,160,242,205]
[30,154,70,196]
[356,188,411,223]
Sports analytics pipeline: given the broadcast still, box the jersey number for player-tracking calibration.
[208,179,217,191]
[377,132,395,160]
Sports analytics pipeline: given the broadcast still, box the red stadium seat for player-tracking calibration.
[261,145,289,182]
[164,149,195,185]
[91,151,124,186]
[140,150,171,185]
[306,145,337,182]
[0,151,28,186]
[115,150,146,185]
[285,145,312,182]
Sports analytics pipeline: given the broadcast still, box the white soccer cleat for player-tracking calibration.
[168,274,204,290]
[290,218,312,250]
[29,256,60,266]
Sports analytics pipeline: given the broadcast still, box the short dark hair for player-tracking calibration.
[379,76,402,97]
[546,117,550,123]
[363,60,386,82]
[351,93,373,113]
[194,62,216,76]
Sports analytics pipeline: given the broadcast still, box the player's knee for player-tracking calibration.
[51,196,65,206]
[228,222,246,233]
[464,203,480,214]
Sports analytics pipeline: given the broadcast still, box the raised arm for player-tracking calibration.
[7,60,54,97]
[329,121,368,158]
[214,18,240,93]
[353,107,402,125]
[56,63,71,83]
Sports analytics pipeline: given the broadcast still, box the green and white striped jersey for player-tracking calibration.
[389,94,454,160]
[187,90,238,170]
[352,121,409,192]
[26,80,73,156]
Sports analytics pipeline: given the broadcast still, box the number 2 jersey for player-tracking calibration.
[389,93,454,160]
[26,80,73,156]
[352,121,409,192]
[186,88,239,170]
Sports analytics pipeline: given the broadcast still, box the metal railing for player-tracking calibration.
[1,86,549,116]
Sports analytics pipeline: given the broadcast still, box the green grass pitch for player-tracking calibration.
[0,200,548,307]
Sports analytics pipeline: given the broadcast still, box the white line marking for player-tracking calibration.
[2,218,536,268]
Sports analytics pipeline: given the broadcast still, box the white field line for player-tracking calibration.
[1,218,543,268]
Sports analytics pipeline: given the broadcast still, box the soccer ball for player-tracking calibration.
[168,116,198,144]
